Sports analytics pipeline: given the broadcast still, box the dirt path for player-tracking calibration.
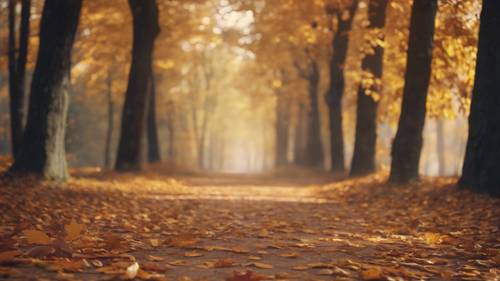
[0,171,499,280]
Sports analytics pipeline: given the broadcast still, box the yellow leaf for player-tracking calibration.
[149,239,161,247]
[65,220,85,241]
[23,229,51,245]
[125,262,139,279]
[423,232,443,245]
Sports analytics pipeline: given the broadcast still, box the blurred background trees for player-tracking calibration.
[0,0,495,194]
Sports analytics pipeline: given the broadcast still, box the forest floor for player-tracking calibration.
[0,164,499,281]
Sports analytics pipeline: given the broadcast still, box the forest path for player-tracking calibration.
[0,169,499,280]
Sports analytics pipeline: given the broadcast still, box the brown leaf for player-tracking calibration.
[23,230,51,245]
[214,258,237,268]
[170,235,199,248]
[226,270,265,281]
[64,220,85,241]
[0,250,21,264]
[250,262,273,269]
[361,267,385,281]
[26,246,56,258]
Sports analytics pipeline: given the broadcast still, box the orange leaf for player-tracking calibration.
[23,229,51,245]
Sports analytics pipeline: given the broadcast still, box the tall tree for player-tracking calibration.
[389,0,438,184]
[293,102,308,166]
[9,0,83,180]
[115,0,160,171]
[104,70,114,169]
[147,74,161,163]
[350,0,388,176]
[275,89,290,166]
[8,0,31,158]
[459,0,500,197]
[325,0,359,173]
[294,56,324,168]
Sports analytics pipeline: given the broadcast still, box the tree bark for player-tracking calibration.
[8,0,31,159]
[389,0,438,184]
[459,0,500,197]
[275,90,289,166]
[104,71,114,169]
[9,0,82,180]
[147,74,161,163]
[350,0,388,176]
[115,0,160,171]
[306,61,324,168]
[326,0,359,173]
[166,101,175,161]
[293,102,308,166]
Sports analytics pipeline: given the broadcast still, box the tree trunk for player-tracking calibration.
[8,0,31,159]
[197,135,206,169]
[293,102,308,166]
[350,0,388,176]
[147,74,161,163]
[326,0,359,173]
[104,71,114,169]
[436,119,446,176]
[166,104,175,161]
[9,0,82,180]
[459,0,500,197]
[306,60,324,168]
[115,0,160,171]
[389,0,438,184]
[275,90,289,166]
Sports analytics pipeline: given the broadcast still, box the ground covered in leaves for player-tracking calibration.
[0,166,499,281]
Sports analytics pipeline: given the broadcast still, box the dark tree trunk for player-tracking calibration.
[8,0,31,159]
[166,102,175,161]
[459,0,500,197]
[389,0,438,184]
[306,61,324,168]
[275,90,289,166]
[104,71,114,169]
[326,0,359,173]
[9,0,82,180]
[293,102,308,166]
[350,0,388,176]
[115,0,160,171]
[147,74,161,163]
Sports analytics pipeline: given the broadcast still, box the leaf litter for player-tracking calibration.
[0,169,499,280]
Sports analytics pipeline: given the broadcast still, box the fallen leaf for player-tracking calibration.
[318,269,334,275]
[148,255,165,262]
[170,235,199,248]
[423,232,443,245]
[125,262,139,279]
[64,220,85,241]
[0,250,21,264]
[279,252,299,258]
[214,258,237,268]
[226,270,265,281]
[250,262,273,269]
[23,230,51,245]
[184,251,203,257]
[150,239,161,247]
[361,267,384,280]
[26,246,56,258]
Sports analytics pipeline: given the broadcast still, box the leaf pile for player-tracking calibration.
[0,170,499,280]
